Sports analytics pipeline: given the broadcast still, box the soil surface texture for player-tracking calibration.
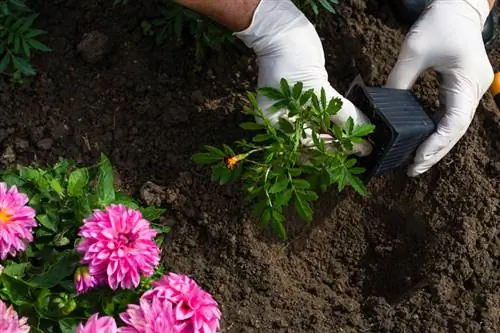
[1,0,499,332]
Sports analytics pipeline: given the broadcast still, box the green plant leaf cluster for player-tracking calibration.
[294,0,339,15]
[193,79,375,240]
[0,153,168,332]
[0,0,51,81]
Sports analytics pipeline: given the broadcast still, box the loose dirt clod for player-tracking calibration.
[139,181,165,207]
[77,31,113,64]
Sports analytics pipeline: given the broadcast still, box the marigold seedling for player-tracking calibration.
[193,78,375,240]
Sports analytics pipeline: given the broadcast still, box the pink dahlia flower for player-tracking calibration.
[0,299,30,333]
[74,266,99,295]
[142,273,221,333]
[119,296,176,333]
[76,204,160,290]
[0,183,36,260]
[76,313,118,333]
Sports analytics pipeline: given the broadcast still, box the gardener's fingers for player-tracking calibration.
[407,65,493,176]
[385,30,430,90]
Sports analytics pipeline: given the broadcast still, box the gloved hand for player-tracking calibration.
[234,0,372,156]
[386,0,494,177]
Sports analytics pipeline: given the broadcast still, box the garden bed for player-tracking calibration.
[1,0,499,332]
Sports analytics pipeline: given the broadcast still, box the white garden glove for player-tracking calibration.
[234,0,372,156]
[386,0,494,177]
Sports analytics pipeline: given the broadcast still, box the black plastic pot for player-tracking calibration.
[392,0,498,49]
[345,75,436,181]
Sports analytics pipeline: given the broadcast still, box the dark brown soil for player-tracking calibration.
[1,0,499,332]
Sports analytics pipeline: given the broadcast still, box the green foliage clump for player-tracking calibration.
[193,79,374,240]
[0,154,169,332]
[0,0,51,82]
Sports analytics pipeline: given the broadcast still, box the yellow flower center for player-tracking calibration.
[0,209,12,224]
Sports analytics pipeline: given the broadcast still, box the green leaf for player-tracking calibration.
[97,153,116,203]
[275,189,292,208]
[247,91,259,109]
[26,38,52,52]
[326,97,342,115]
[346,117,354,135]
[50,178,65,197]
[278,117,294,134]
[267,100,288,114]
[0,274,33,305]
[0,53,10,73]
[68,168,89,197]
[114,192,140,208]
[36,214,57,232]
[139,206,166,221]
[319,0,335,13]
[347,172,367,196]
[12,55,35,75]
[292,81,303,99]
[29,251,80,288]
[192,153,222,165]
[292,179,310,189]
[257,87,284,101]
[299,89,314,105]
[271,213,287,240]
[294,192,313,221]
[204,145,226,158]
[279,78,291,97]
[19,13,38,32]
[239,122,264,130]
[332,124,343,140]
[352,123,376,137]
[59,318,82,333]
[25,29,47,39]
[253,134,271,142]
[268,179,289,194]
[3,263,28,278]
[320,87,327,109]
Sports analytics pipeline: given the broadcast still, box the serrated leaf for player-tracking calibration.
[278,117,294,134]
[326,97,342,115]
[349,167,365,175]
[239,122,264,130]
[257,87,284,100]
[68,168,89,197]
[352,123,376,137]
[97,153,115,203]
[268,179,289,194]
